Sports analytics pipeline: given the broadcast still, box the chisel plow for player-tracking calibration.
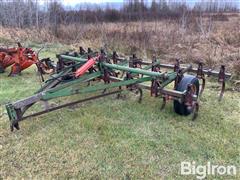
[6,47,231,131]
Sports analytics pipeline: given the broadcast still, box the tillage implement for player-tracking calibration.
[5,47,231,131]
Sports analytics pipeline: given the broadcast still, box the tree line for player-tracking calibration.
[0,0,238,28]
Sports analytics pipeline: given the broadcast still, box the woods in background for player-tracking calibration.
[0,0,238,29]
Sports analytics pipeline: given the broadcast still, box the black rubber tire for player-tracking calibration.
[173,75,199,116]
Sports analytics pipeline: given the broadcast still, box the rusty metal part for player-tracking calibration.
[152,56,161,72]
[112,51,118,64]
[184,84,195,107]
[192,102,199,120]
[174,59,182,89]
[141,61,231,79]
[79,46,86,55]
[151,79,161,97]
[196,62,205,96]
[218,65,226,101]
[174,59,180,72]
[161,96,167,110]
[38,58,55,75]
[88,48,93,54]
[129,54,142,69]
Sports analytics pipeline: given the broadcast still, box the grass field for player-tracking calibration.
[0,42,240,179]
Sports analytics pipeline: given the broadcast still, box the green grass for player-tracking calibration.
[0,43,240,179]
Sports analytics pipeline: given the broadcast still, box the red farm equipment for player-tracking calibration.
[0,42,55,76]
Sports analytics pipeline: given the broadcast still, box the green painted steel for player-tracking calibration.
[59,55,164,77]
[36,68,73,93]
[40,55,175,100]
[60,55,88,63]
[60,55,161,74]
[42,71,102,100]
[6,104,18,124]
[130,60,161,76]
[73,76,152,93]
[42,76,152,100]
[102,63,166,77]
[160,72,177,88]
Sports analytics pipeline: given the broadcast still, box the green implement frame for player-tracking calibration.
[5,48,231,131]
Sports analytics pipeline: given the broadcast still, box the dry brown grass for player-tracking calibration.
[0,15,239,75]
